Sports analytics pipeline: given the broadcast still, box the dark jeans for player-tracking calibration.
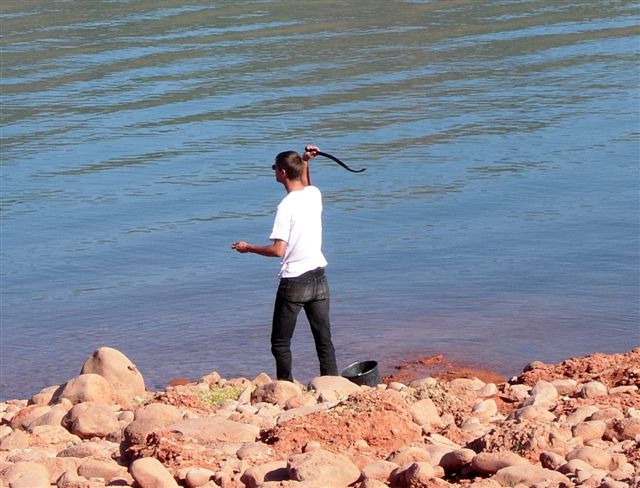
[271,267,338,381]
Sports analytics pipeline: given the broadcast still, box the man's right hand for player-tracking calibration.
[303,145,319,162]
[231,241,250,253]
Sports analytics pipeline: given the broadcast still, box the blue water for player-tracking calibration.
[1,0,639,400]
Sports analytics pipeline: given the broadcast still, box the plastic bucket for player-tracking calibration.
[341,360,380,387]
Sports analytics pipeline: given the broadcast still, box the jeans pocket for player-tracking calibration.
[279,278,315,303]
[316,275,329,301]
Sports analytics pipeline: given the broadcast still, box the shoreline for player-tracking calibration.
[1,347,638,487]
[0,346,613,405]
[381,353,508,386]
[0,345,525,404]
[161,353,509,400]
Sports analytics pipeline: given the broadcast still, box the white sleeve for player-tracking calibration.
[269,203,290,242]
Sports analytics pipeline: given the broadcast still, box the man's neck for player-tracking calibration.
[284,180,306,193]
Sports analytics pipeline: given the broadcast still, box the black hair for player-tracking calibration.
[274,151,303,180]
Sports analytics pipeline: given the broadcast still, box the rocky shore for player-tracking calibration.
[1,347,638,488]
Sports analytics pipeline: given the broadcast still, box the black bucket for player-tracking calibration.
[341,360,380,387]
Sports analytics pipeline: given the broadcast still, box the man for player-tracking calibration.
[231,146,338,381]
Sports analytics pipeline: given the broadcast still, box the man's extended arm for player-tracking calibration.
[231,239,286,257]
[301,145,319,186]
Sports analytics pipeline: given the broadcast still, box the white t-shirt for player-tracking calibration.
[269,186,328,278]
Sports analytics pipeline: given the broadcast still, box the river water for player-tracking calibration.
[1,0,639,400]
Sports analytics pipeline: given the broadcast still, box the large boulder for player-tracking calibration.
[56,471,93,488]
[522,380,558,408]
[0,461,50,487]
[185,467,216,488]
[566,446,613,470]
[251,381,303,406]
[408,398,442,429]
[308,376,361,401]
[28,403,69,429]
[54,374,116,405]
[77,457,129,482]
[387,445,432,466]
[80,347,145,405]
[579,381,608,399]
[510,405,556,423]
[130,457,179,488]
[9,405,51,431]
[439,448,476,474]
[236,442,273,463]
[28,385,60,406]
[389,462,438,487]
[540,451,567,471]
[167,417,259,444]
[240,460,288,488]
[63,401,120,439]
[560,458,596,476]
[566,405,600,425]
[57,439,120,459]
[609,417,640,441]
[572,420,606,442]
[39,457,84,484]
[589,407,623,422]
[361,460,399,482]
[494,465,571,486]
[0,429,29,450]
[134,402,184,424]
[123,403,185,449]
[471,451,529,476]
[30,424,81,446]
[551,379,578,396]
[472,398,498,418]
[288,448,360,486]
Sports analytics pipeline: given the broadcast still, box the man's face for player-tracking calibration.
[273,164,285,183]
